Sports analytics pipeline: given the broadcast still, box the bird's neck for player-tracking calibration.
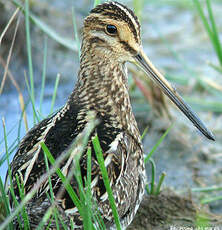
[68,41,137,134]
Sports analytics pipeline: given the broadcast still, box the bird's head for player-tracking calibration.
[83,1,141,62]
[82,1,215,141]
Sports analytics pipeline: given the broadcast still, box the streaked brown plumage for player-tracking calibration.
[7,1,214,230]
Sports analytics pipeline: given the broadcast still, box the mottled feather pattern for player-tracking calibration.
[8,1,146,229]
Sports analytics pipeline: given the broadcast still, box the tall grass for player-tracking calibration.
[24,0,36,124]
[193,0,222,68]
[191,0,222,205]
[144,125,172,196]
[92,136,122,230]
[39,37,48,114]
[0,114,125,229]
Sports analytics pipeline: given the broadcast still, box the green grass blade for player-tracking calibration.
[57,215,69,230]
[0,178,11,227]
[24,72,40,123]
[193,0,222,66]
[43,149,59,228]
[92,135,122,230]
[29,12,78,51]
[201,195,222,204]
[35,206,54,230]
[193,0,213,41]
[74,156,91,230]
[1,119,14,229]
[145,184,150,194]
[3,119,23,228]
[40,37,48,113]
[141,126,148,140]
[40,142,82,211]
[15,175,30,230]
[195,212,210,228]
[85,147,93,230]
[13,0,78,52]
[94,0,101,7]
[144,124,173,164]
[0,7,19,45]
[86,148,92,196]
[192,185,222,193]
[50,74,60,114]
[133,0,145,21]
[185,96,222,113]
[91,201,106,230]
[2,118,9,173]
[25,0,36,124]
[0,122,17,147]
[206,0,222,65]
[208,62,222,74]
[149,158,156,195]
[0,114,96,230]
[72,8,81,59]
[40,114,98,229]
[73,147,97,230]
[9,186,23,230]
[70,219,74,229]
[0,132,19,168]
[3,132,22,228]
[155,172,166,195]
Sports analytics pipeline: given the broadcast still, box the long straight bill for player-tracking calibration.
[135,50,215,141]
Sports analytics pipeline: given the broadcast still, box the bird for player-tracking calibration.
[6,1,215,229]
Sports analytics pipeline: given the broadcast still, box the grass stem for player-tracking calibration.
[92,135,122,230]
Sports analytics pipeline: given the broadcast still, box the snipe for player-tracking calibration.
[7,1,214,229]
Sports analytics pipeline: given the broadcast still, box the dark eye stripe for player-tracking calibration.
[89,37,106,44]
[120,41,137,54]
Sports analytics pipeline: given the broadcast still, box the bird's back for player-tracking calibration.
[9,96,145,228]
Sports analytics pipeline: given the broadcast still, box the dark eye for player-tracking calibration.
[106,24,117,35]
